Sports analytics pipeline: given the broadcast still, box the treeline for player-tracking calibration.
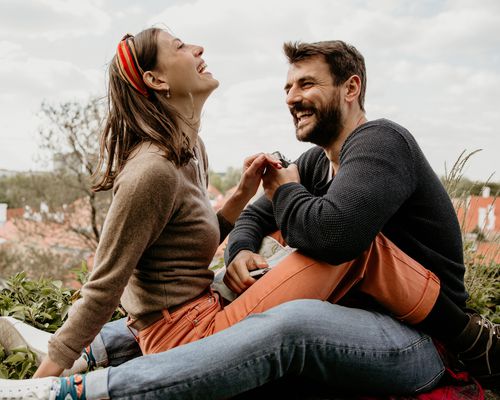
[2,170,498,209]
[0,172,84,210]
[440,177,500,197]
[208,167,242,194]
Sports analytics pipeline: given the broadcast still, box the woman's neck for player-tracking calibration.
[170,93,206,148]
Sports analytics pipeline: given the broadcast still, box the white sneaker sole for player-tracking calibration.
[0,377,57,399]
[0,317,52,365]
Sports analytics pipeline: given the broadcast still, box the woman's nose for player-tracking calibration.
[193,45,204,57]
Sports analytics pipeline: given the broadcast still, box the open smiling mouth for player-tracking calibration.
[295,110,314,127]
[197,62,208,74]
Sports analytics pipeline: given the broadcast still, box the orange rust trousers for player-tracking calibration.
[136,233,440,355]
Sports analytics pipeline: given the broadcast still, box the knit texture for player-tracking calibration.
[49,139,221,368]
[227,119,467,309]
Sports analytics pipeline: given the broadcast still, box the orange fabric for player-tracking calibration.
[138,291,222,354]
[358,234,441,325]
[138,232,441,355]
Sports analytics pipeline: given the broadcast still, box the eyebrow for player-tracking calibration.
[284,75,317,91]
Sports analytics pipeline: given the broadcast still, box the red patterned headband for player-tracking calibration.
[115,34,149,97]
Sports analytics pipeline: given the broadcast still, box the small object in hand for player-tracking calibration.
[271,151,291,168]
[249,267,271,279]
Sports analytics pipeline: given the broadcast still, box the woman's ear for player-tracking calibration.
[143,71,169,92]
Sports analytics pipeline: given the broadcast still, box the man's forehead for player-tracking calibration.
[286,56,331,82]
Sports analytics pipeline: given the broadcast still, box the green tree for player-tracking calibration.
[35,97,111,250]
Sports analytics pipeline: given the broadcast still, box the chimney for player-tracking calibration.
[481,186,491,198]
[0,203,7,227]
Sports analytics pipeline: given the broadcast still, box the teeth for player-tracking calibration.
[198,63,207,73]
[296,111,313,119]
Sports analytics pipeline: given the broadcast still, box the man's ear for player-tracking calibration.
[344,75,361,105]
[143,71,169,92]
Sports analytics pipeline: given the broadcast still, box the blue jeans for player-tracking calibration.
[86,300,444,399]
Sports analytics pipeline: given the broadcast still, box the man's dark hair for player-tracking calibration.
[283,40,366,112]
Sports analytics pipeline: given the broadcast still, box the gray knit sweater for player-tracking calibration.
[227,119,468,308]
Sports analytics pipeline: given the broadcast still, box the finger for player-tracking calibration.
[229,260,255,291]
[224,264,247,293]
[264,153,283,169]
[234,260,257,289]
[243,155,269,180]
[252,254,269,269]
[243,153,265,171]
[223,273,243,294]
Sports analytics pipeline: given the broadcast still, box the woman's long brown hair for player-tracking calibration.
[92,28,193,192]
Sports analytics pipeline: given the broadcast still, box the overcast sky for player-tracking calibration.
[0,0,499,180]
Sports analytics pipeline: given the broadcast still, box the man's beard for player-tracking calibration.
[293,97,343,148]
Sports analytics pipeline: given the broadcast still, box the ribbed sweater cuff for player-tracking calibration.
[48,335,81,369]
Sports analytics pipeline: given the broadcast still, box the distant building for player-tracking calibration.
[454,187,500,264]
[455,187,499,237]
[0,169,20,178]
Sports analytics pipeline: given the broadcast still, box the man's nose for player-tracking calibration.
[286,88,302,107]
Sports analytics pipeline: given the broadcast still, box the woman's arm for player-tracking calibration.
[217,153,281,241]
[35,158,179,376]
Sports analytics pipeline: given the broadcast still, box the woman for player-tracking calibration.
[32,27,440,383]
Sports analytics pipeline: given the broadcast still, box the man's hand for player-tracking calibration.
[238,153,282,201]
[224,250,269,294]
[262,163,300,200]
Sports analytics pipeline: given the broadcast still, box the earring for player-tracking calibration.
[166,88,171,98]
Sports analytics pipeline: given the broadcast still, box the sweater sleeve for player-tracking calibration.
[48,161,179,368]
[273,125,417,265]
[224,150,315,265]
[225,194,278,265]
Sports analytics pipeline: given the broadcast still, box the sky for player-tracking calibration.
[0,0,499,180]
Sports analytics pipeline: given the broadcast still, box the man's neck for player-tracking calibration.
[324,111,367,173]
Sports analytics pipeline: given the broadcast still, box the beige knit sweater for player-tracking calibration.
[49,139,221,368]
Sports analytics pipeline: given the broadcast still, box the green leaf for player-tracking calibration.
[4,353,26,364]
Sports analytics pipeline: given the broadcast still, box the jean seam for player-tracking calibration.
[414,365,445,393]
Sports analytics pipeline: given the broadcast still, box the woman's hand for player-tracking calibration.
[218,153,281,225]
[239,153,282,200]
[33,356,64,378]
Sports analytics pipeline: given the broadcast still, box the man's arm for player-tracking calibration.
[225,148,315,266]
[273,126,417,265]
[225,194,277,264]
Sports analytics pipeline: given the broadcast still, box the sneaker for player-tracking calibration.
[0,317,52,365]
[61,347,96,376]
[454,314,500,389]
[0,316,93,377]
[0,376,58,399]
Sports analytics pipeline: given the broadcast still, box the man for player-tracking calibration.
[224,40,498,386]
[0,40,497,399]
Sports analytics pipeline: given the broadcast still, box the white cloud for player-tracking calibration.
[0,0,498,180]
[0,0,111,40]
[0,45,102,98]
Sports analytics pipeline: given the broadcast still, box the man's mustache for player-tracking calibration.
[289,103,317,116]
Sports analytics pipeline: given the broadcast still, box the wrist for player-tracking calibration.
[219,188,249,225]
